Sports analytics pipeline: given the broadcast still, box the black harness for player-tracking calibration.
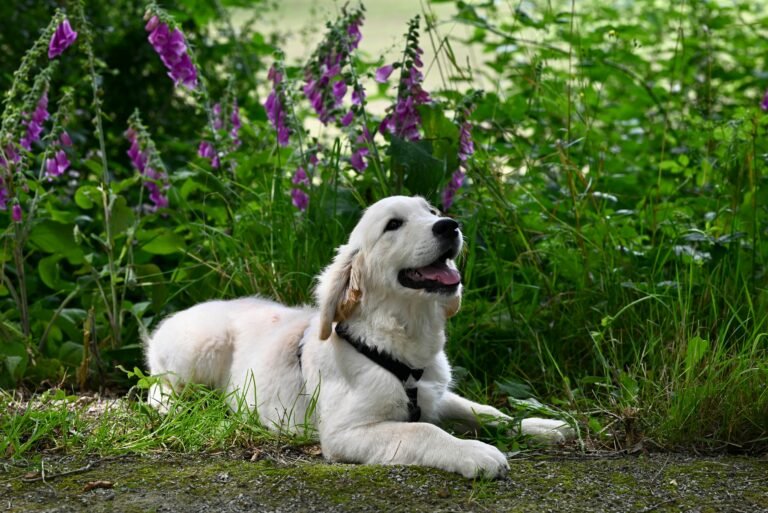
[335,323,424,422]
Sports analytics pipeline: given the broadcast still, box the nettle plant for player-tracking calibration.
[0,2,479,387]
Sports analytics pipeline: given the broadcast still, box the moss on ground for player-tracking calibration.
[2,452,767,512]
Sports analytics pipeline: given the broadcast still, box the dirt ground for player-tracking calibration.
[2,450,767,512]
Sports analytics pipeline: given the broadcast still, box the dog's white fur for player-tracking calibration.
[145,196,572,478]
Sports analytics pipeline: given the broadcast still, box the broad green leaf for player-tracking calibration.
[28,220,85,264]
[58,341,84,367]
[38,255,64,290]
[390,136,446,201]
[109,195,135,236]
[74,185,100,209]
[139,231,185,255]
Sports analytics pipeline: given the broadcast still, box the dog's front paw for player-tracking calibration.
[452,440,509,479]
[520,417,575,444]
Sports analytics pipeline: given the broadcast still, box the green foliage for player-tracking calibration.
[0,0,766,454]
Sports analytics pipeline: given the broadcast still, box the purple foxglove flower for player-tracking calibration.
[379,116,394,135]
[458,122,474,162]
[375,64,395,83]
[60,131,73,147]
[169,53,198,89]
[347,17,363,48]
[126,122,171,210]
[290,167,310,211]
[12,203,22,222]
[303,8,366,127]
[323,63,341,81]
[265,67,292,146]
[230,99,241,147]
[349,146,369,172]
[21,92,49,150]
[148,23,170,51]
[292,166,310,186]
[45,150,70,178]
[48,19,78,59]
[149,188,169,209]
[340,110,354,127]
[165,29,188,59]
[442,169,465,211]
[380,19,432,142]
[268,66,283,84]
[45,156,58,177]
[126,128,151,173]
[277,124,290,147]
[291,188,309,211]
[761,90,768,111]
[264,92,277,124]
[0,144,20,169]
[145,15,160,32]
[351,87,365,106]
[213,103,223,130]
[332,80,347,103]
[144,168,161,181]
[198,141,220,168]
[198,140,215,159]
[146,20,198,89]
[0,186,8,210]
[127,139,147,172]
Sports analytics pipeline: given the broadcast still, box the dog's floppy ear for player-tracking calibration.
[316,244,364,340]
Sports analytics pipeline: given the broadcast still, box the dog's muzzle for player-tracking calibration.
[397,219,462,294]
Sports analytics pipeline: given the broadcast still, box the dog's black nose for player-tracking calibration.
[432,218,460,239]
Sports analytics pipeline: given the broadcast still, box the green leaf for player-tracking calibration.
[390,136,446,201]
[419,104,457,141]
[112,175,140,195]
[139,230,185,255]
[109,195,135,236]
[28,220,85,264]
[38,255,65,290]
[74,185,100,209]
[58,341,84,367]
[496,379,534,399]
[0,341,28,384]
[588,416,604,435]
[4,356,23,380]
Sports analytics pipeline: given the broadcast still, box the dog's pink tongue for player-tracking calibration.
[418,264,461,285]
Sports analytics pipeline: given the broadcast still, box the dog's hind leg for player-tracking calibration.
[147,379,176,414]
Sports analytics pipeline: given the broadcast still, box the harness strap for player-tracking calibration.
[335,323,424,422]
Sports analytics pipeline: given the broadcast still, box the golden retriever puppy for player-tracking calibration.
[145,195,572,478]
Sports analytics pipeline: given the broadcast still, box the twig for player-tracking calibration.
[637,498,677,513]
[19,456,127,483]
[21,460,98,483]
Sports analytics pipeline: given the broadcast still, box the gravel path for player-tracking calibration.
[3,451,767,512]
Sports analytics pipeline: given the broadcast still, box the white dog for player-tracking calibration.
[145,195,572,478]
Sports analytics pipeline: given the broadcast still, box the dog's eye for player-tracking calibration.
[384,219,403,232]
[429,209,438,216]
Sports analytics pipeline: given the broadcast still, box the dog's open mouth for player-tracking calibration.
[398,250,461,293]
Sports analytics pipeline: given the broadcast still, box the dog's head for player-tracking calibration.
[316,196,463,340]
